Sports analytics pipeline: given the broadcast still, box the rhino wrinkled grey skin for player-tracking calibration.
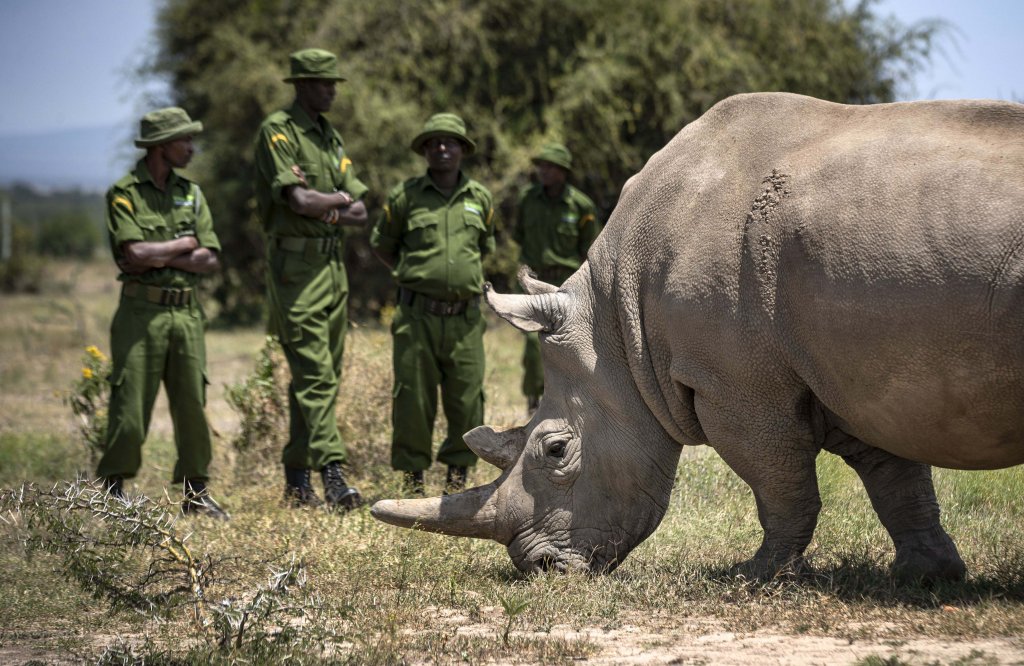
[372,92,1024,580]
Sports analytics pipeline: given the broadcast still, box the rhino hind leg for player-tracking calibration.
[823,430,966,582]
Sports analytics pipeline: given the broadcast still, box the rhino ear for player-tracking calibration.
[518,265,559,295]
[464,425,526,470]
[483,283,570,333]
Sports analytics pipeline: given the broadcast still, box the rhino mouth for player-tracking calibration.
[507,532,622,575]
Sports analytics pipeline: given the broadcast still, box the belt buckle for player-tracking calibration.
[320,237,338,255]
[161,288,184,306]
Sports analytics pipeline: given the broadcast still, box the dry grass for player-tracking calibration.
[2,260,1024,664]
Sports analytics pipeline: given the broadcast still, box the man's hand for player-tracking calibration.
[116,256,150,275]
[321,191,355,225]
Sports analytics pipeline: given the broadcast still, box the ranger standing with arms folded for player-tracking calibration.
[370,113,495,496]
[253,48,368,510]
[513,143,600,412]
[98,107,228,519]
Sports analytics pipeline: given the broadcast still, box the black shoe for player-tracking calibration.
[444,465,468,495]
[321,462,363,511]
[402,470,425,497]
[102,476,125,499]
[284,467,323,508]
[181,480,230,520]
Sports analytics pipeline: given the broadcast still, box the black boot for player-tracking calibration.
[102,476,125,499]
[444,465,468,495]
[181,479,230,520]
[284,467,323,508]
[402,470,425,497]
[321,462,363,511]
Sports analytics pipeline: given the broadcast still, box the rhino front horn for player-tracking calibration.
[370,482,504,543]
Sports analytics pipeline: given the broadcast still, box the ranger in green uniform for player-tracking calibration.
[253,48,368,510]
[513,143,600,411]
[98,107,227,519]
[370,113,495,495]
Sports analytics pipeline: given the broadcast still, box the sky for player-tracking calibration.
[0,0,1021,188]
[0,1,167,136]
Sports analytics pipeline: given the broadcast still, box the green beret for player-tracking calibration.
[134,107,203,148]
[283,48,347,82]
[532,143,573,171]
[410,113,476,156]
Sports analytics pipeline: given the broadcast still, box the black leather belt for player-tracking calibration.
[275,236,342,255]
[122,282,193,306]
[398,287,478,316]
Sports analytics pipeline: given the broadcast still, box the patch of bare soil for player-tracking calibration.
[434,608,1024,665]
[563,624,1022,665]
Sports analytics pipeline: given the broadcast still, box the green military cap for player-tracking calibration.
[283,48,347,82]
[134,107,203,148]
[410,113,476,156]
[532,143,573,171]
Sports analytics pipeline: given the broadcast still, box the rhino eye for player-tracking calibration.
[545,439,568,459]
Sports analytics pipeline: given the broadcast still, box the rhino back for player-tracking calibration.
[589,92,1024,469]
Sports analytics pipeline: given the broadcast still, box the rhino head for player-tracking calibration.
[371,266,684,574]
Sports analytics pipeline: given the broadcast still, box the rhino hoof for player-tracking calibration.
[731,554,809,581]
[892,547,967,584]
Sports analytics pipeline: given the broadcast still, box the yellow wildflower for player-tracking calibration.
[86,345,107,361]
[82,367,93,379]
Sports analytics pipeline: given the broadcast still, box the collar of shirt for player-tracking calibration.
[530,183,571,204]
[288,101,333,138]
[417,170,472,198]
[131,159,183,191]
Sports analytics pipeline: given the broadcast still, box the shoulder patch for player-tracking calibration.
[112,196,133,213]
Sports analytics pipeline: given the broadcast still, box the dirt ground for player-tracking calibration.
[435,608,1024,665]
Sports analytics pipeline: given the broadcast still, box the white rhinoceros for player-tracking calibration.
[372,92,1024,580]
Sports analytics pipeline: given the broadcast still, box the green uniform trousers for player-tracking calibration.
[390,301,484,471]
[522,331,544,399]
[267,244,349,470]
[97,293,211,483]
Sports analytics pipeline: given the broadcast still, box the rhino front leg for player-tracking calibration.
[823,430,966,582]
[700,399,822,578]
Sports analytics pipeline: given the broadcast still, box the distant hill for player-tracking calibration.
[0,124,139,193]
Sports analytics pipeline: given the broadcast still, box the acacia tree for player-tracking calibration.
[145,0,944,324]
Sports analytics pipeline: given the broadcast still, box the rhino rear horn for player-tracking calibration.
[464,425,525,470]
[483,283,570,333]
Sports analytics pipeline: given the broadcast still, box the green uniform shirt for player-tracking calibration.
[106,160,220,289]
[513,183,599,272]
[253,102,369,238]
[371,172,495,301]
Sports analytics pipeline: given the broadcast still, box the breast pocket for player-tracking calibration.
[459,203,487,243]
[135,214,172,240]
[297,160,322,190]
[406,210,440,247]
[554,217,581,255]
[171,203,197,236]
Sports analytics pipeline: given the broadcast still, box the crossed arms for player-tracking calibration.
[118,235,219,275]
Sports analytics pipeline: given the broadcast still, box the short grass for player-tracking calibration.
[2,260,1024,664]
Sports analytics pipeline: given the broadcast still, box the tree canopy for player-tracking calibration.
[145,0,944,324]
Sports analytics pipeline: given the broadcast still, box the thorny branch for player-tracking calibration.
[0,479,323,654]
